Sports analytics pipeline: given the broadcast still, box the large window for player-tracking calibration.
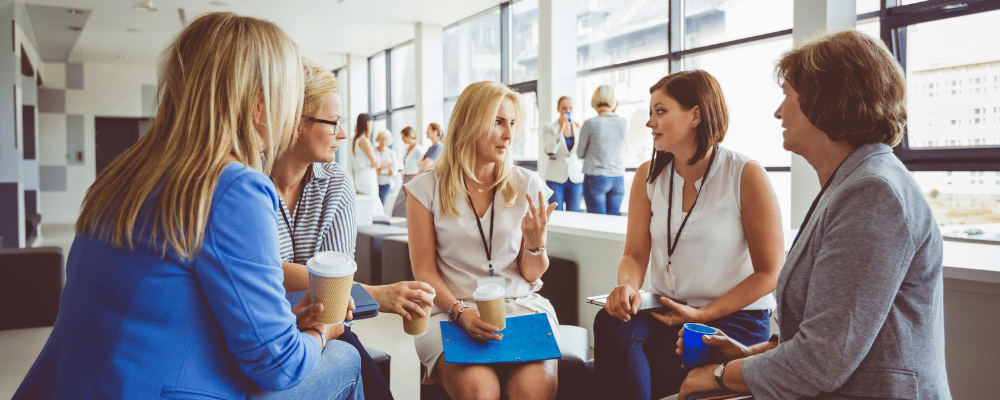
[575,0,669,71]
[444,9,501,99]
[369,41,417,163]
[683,0,792,49]
[512,0,539,84]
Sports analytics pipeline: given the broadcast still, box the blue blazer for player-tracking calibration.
[743,144,951,399]
[15,164,322,399]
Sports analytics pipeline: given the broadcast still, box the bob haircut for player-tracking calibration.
[591,85,617,110]
[776,30,906,147]
[435,81,524,217]
[301,58,338,121]
[646,70,729,182]
[375,130,393,145]
[77,12,302,260]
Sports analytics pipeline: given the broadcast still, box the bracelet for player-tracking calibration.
[525,245,545,256]
[302,327,325,351]
[454,306,470,323]
[448,301,466,322]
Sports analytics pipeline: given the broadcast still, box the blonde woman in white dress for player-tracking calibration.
[405,81,560,400]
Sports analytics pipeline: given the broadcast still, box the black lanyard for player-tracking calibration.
[666,145,719,266]
[465,180,497,277]
[275,166,310,258]
[789,160,845,250]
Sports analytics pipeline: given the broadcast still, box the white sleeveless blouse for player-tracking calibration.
[647,146,775,310]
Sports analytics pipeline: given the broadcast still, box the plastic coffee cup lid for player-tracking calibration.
[472,283,505,301]
[415,292,436,305]
[306,251,357,278]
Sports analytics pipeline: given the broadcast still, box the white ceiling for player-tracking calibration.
[25,0,506,69]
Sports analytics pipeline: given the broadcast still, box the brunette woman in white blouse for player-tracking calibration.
[405,81,560,400]
[594,70,784,399]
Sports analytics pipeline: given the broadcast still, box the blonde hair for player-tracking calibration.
[301,57,339,121]
[76,12,302,261]
[435,81,523,217]
[591,84,617,110]
[375,130,393,145]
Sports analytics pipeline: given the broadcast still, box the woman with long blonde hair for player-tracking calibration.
[15,13,361,400]
[405,81,560,399]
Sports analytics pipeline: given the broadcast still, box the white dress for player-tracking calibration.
[352,139,378,196]
[374,148,397,186]
[402,144,425,176]
[404,167,559,383]
[647,146,776,310]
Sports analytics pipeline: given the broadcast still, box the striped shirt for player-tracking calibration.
[276,162,357,264]
[577,114,627,177]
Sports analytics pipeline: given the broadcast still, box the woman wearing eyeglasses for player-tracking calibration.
[270,58,436,400]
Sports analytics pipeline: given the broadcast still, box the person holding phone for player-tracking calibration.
[540,96,584,212]
[270,58,435,400]
[405,81,560,399]
[594,70,784,400]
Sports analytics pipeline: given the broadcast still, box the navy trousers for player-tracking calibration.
[593,308,771,400]
[337,326,394,400]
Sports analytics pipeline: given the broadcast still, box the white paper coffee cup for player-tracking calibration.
[306,251,357,324]
[473,283,506,331]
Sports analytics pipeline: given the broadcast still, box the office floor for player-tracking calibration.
[0,224,422,399]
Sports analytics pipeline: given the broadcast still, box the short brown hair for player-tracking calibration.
[649,70,728,166]
[428,122,442,134]
[776,30,906,147]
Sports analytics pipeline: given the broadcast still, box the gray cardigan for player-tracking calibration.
[743,143,951,399]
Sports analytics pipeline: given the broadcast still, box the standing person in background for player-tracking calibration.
[271,58,436,400]
[401,126,425,182]
[352,113,379,196]
[577,84,627,215]
[541,96,584,212]
[13,13,362,400]
[374,130,397,205]
[418,122,444,172]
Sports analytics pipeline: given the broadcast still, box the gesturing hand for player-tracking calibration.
[522,191,557,251]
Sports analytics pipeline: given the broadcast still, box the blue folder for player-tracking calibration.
[441,313,561,364]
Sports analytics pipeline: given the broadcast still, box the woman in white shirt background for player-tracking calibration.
[594,70,784,399]
[540,96,584,212]
[405,81,560,400]
[401,126,425,182]
[352,113,379,196]
[373,130,397,205]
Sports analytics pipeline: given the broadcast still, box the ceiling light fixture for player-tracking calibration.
[117,55,132,60]
[69,26,83,31]
[126,28,142,33]
[68,9,85,14]
[209,1,230,6]
[133,0,160,12]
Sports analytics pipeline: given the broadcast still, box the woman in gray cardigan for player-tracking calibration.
[676,30,951,400]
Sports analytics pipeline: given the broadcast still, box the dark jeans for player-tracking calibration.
[594,309,771,400]
[583,174,625,215]
[546,179,583,212]
[377,184,391,205]
[338,326,394,400]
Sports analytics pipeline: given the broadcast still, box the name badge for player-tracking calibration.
[476,276,506,289]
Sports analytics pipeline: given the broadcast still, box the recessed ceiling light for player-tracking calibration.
[126,28,142,33]
[68,9,85,14]
[69,26,83,32]
[209,1,229,6]
[133,1,160,12]
[117,55,132,60]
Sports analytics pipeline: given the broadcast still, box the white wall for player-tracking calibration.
[37,62,157,224]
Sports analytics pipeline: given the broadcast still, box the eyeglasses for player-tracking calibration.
[308,117,340,130]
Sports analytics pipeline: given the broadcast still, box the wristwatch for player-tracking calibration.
[714,362,730,391]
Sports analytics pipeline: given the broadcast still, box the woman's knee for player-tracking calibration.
[506,362,557,400]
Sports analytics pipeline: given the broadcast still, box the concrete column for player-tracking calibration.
[415,22,444,144]
[788,0,855,228]
[536,0,577,178]
[341,53,369,176]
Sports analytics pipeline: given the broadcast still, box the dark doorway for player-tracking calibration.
[95,117,147,175]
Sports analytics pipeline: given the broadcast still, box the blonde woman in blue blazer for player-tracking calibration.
[14,13,362,400]
[676,30,950,400]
